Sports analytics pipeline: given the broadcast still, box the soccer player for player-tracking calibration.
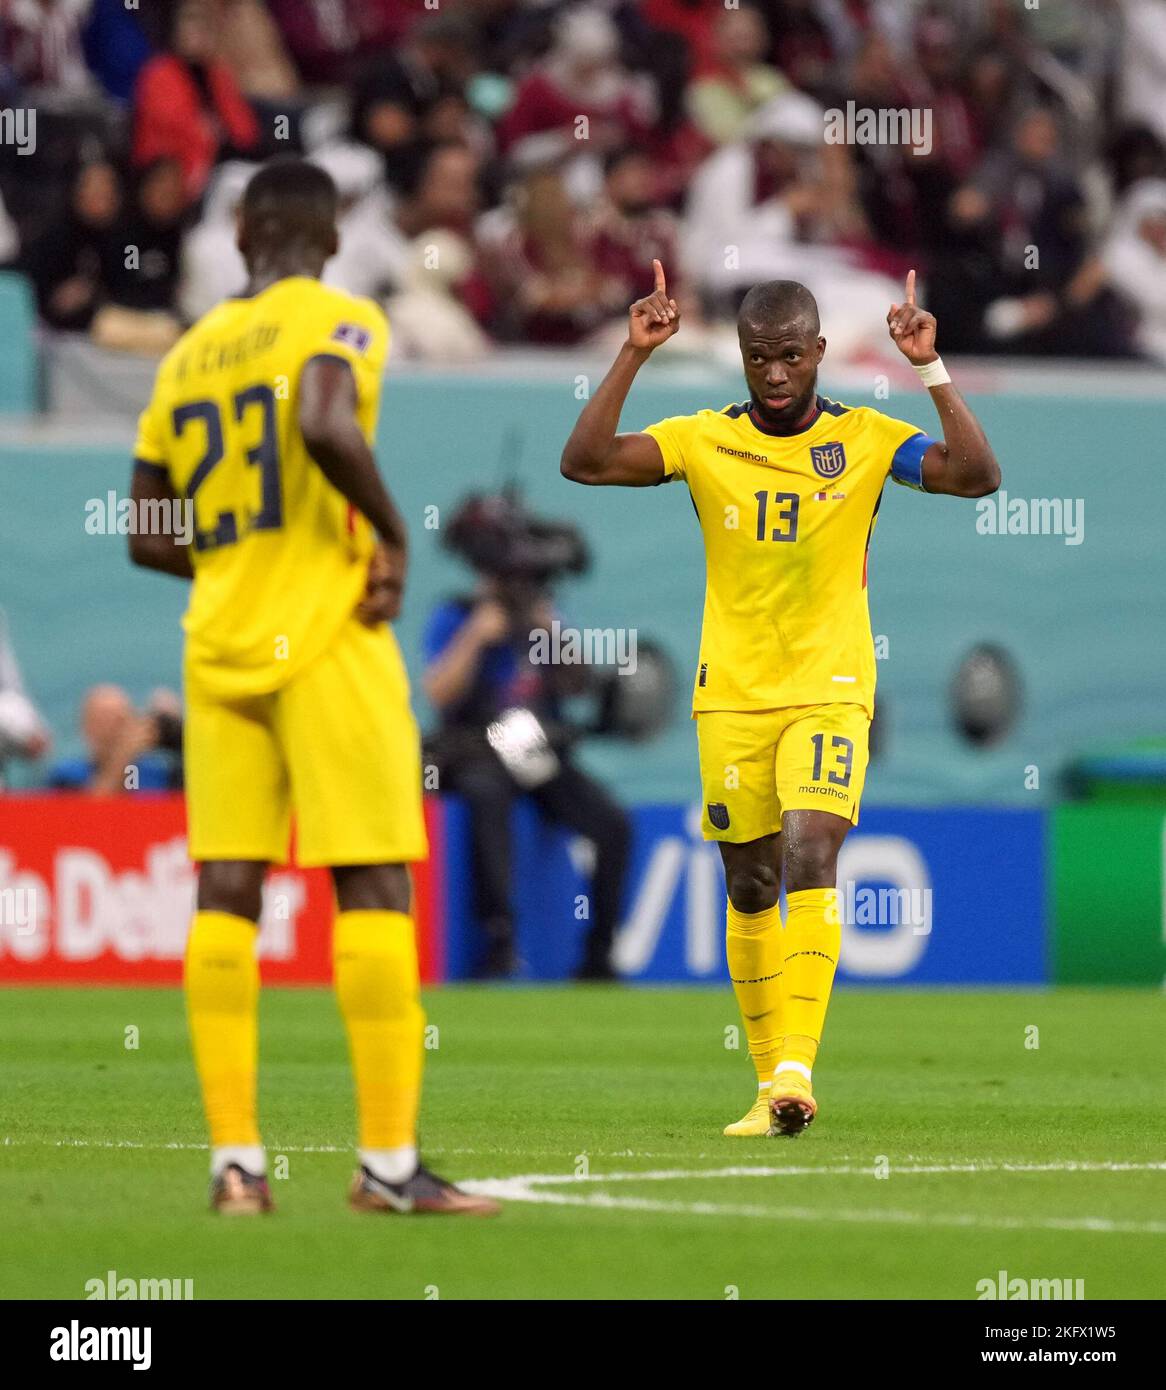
[128,157,498,1214]
[561,261,999,1136]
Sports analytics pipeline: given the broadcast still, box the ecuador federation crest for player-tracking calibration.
[810,442,847,479]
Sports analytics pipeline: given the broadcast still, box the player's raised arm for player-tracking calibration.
[299,353,410,616]
[560,259,679,487]
[887,269,1001,498]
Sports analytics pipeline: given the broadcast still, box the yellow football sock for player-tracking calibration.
[726,899,785,1085]
[184,910,261,1147]
[333,910,425,1150]
[778,887,841,1077]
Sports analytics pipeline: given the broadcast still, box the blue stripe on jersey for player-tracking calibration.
[890,432,936,491]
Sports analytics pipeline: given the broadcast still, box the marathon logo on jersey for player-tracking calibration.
[331,322,372,355]
[810,442,847,479]
[707,802,730,831]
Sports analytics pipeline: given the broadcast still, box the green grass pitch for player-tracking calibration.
[2,985,1163,1300]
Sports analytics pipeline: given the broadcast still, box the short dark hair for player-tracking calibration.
[737,280,820,336]
[240,156,338,250]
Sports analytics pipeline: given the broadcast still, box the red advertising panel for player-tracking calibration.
[0,795,444,984]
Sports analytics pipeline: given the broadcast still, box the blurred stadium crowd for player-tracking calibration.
[0,0,1164,364]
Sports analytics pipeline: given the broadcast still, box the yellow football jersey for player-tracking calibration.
[644,396,935,717]
[133,276,387,699]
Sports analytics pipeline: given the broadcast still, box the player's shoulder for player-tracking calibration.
[293,279,387,333]
[833,400,922,439]
[149,299,236,387]
[665,402,752,429]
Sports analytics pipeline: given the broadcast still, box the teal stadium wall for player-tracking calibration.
[0,370,1162,804]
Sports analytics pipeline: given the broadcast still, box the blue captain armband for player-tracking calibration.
[890,432,937,491]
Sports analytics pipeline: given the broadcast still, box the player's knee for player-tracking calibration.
[332,863,411,914]
[197,861,266,921]
[726,863,780,914]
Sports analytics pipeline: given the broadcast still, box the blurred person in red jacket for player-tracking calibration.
[131,0,260,203]
[498,6,654,163]
[478,165,627,345]
[265,0,404,85]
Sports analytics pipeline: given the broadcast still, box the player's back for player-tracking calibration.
[134,276,389,699]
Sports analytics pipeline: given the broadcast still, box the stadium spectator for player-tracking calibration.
[497,6,654,170]
[897,10,984,184]
[20,158,121,330]
[103,157,186,312]
[312,141,402,301]
[349,11,479,193]
[216,0,300,104]
[685,4,788,147]
[385,227,490,364]
[265,0,402,85]
[1103,177,1166,362]
[966,105,1133,356]
[1,0,96,98]
[477,165,626,345]
[1118,0,1166,149]
[90,156,185,354]
[765,0,840,98]
[79,0,152,105]
[131,0,260,203]
[586,146,686,313]
[49,685,181,794]
[0,610,50,789]
[683,90,870,308]
[177,159,252,322]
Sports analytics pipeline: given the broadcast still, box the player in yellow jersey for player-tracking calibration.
[561,261,999,1137]
[128,157,497,1214]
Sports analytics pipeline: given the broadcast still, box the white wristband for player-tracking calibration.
[912,356,951,388]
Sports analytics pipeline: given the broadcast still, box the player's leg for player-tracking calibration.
[716,834,785,1134]
[697,710,787,1134]
[184,685,289,1212]
[769,704,871,1135]
[285,619,498,1215]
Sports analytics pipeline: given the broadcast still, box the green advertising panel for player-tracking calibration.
[1052,805,1166,984]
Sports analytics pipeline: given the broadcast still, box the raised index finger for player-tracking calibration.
[905,269,916,306]
[652,259,667,295]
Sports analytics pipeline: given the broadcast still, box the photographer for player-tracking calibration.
[422,494,631,982]
[49,684,183,794]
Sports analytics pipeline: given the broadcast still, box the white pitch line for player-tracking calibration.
[452,1180,1166,1237]
[509,1160,1166,1183]
[3,1139,1166,1179]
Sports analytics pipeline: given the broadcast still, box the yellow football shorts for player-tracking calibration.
[184,617,428,867]
[696,704,871,842]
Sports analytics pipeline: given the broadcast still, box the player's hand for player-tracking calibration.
[357,544,404,625]
[627,260,680,353]
[886,269,938,365]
